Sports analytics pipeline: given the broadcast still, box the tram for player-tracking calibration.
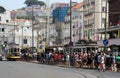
[5,43,21,61]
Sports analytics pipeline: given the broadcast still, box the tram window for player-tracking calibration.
[18,48,20,52]
[11,48,14,52]
[14,48,17,52]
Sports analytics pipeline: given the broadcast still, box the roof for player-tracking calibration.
[72,2,83,10]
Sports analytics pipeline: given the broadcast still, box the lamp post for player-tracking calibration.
[13,15,16,44]
[32,6,34,53]
[105,0,108,40]
[46,16,48,44]
[70,0,72,45]
[22,26,23,48]
[104,0,108,53]
[68,0,73,67]
[45,0,49,47]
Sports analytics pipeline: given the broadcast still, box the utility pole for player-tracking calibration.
[70,0,72,44]
[13,15,16,44]
[32,6,34,52]
[105,0,108,40]
[68,0,73,67]
[104,0,108,53]
[22,26,23,49]
[45,0,49,46]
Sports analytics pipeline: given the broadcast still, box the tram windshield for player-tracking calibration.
[10,48,20,53]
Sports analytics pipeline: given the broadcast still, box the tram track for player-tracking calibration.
[48,65,100,78]
[69,68,100,78]
[24,61,100,78]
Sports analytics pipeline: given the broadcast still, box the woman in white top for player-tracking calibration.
[101,54,106,71]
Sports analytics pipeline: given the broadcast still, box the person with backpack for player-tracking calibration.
[97,53,102,71]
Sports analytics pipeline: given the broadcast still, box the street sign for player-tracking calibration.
[103,39,109,45]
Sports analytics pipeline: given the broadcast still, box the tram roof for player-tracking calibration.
[45,44,64,49]
[73,45,98,49]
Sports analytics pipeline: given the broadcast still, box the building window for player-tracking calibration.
[73,25,75,28]
[0,28,5,32]
[6,20,9,23]
[102,18,106,23]
[2,28,4,32]
[23,39,27,44]
[102,7,106,12]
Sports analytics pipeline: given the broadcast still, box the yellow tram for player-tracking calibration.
[5,43,21,61]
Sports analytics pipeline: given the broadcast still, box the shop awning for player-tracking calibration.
[97,39,120,47]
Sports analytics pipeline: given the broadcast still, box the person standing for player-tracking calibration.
[66,53,70,67]
[110,54,117,72]
[97,53,101,71]
[101,53,106,72]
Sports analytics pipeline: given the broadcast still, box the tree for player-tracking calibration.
[0,6,6,13]
[24,0,45,7]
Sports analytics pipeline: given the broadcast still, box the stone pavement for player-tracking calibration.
[56,64,120,78]
[75,68,120,78]
[94,71,120,78]
[30,61,120,78]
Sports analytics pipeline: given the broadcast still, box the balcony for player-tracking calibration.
[90,0,95,3]
[96,25,120,33]
[84,19,94,27]
[88,19,94,25]
[89,7,95,13]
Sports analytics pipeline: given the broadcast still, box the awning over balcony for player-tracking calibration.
[97,39,120,47]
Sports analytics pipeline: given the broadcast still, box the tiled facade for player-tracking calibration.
[72,2,83,43]
[83,0,107,41]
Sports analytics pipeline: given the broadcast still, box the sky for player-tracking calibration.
[0,0,82,10]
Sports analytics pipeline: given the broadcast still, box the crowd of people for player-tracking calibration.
[21,50,120,72]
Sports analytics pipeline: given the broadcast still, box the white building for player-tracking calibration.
[0,24,13,45]
[0,7,11,45]
[0,9,11,24]
[0,8,37,48]
[15,21,37,48]
[0,21,37,48]
[72,2,83,42]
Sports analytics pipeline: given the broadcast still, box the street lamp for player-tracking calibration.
[45,0,49,46]
[103,0,108,53]
[68,0,73,67]
[105,0,108,40]
[32,6,34,53]
[69,0,72,46]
